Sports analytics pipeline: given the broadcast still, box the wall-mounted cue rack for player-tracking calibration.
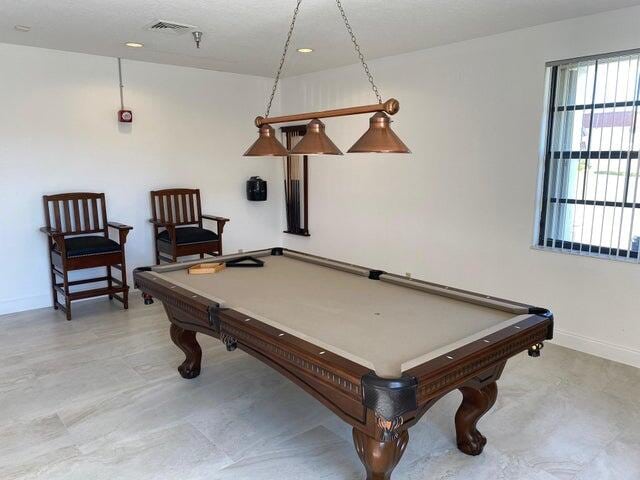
[281,125,310,236]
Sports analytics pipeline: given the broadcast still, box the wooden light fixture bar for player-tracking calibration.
[244,1,411,156]
[255,98,400,127]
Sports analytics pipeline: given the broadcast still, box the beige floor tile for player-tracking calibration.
[0,296,638,479]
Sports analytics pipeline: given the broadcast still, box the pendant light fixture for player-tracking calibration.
[243,124,289,157]
[243,0,410,157]
[290,119,342,155]
[348,112,410,153]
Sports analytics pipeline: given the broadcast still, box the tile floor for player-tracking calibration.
[1,297,638,479]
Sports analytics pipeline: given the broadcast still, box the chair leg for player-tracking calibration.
[50,264,59,310]
[153,229,161,265]
[107,266,113,300]
[63,270,72,321]
[120,254,129,310]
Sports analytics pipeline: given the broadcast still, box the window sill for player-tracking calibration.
[530,244,640,265]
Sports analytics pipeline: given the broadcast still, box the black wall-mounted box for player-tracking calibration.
[247,176,267,201]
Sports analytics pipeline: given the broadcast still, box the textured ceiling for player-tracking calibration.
[1,0,639,77]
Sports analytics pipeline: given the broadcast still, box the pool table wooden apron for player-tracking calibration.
[134,248,553,480]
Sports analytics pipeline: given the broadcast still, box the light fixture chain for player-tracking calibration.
[265,0,303,118]
[335,0,382,104]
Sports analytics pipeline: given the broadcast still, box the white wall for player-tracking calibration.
[2,6,640,369]
[0,43,283,314]
[280,6,640,368]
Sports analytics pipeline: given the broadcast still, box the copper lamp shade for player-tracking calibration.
[348,112,411,153]
[290,119,343,156]
[243,124,289,157]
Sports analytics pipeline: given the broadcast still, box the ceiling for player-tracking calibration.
[1,0,639,78]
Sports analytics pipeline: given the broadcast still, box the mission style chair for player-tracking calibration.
[149,188,229,264]
[40,193,132,320]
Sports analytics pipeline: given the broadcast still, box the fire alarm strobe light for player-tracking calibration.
[118,110,133,123]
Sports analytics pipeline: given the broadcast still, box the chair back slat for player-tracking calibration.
[150,189,201,226]
[151,192,158,223]
[73,199,81,231]
[90,197,100,230]
[53,201,62,231]
[188,193,196,223]
[196,192,203,226]
[167,194,174,223]
[100,195,108,231]
[82,198,91,231]
[173,195,180,224]
[43,197,52,229]
[181,194,188,224]
[63,200,72,232]
[43,193,107,235]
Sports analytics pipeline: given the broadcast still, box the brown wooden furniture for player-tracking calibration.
[41,192,132,320]
[150,188,229,264]
[282,125,310,236]
[134,248,553,480]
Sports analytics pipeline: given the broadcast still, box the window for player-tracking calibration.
[537,50,640,262]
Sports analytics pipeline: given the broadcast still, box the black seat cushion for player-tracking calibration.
[63,236,121,258]
[158,227,219,245]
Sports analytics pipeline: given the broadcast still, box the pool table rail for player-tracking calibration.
[134,264,375,426]
[217,306,372,425]
[134,266,220,332]
[408,309,553,405]
[133,251,554,480]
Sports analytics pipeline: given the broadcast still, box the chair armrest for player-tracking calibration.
[40,227,66,253]
[108,222,133,245]
[39,226,63,237]
[202,214,230,223]
[202,214,229,235]
[149,219,176,244]
[107,222,133,231]
[149,219,175,227]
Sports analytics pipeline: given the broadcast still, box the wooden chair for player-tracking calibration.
[40,192,132,320]
[149,188,229,264]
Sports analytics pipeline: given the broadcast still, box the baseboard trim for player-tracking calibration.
[553,328,640,369]
[0,293,52,316]
[0,288,141,317]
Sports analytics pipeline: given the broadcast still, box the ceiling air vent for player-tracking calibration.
[146,20,198,35]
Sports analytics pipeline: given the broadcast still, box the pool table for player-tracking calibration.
[134,248,553,479]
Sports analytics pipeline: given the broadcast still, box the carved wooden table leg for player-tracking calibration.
[169,323,202,379]
[455,382,498,455]
[353,428,409,480]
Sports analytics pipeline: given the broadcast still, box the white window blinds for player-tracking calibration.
[537,51,640,262]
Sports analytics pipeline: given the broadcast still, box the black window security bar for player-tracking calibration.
[537,51,640,262]
[554,100,640,112]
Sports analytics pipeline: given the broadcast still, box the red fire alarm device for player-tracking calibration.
[118,109,133,123]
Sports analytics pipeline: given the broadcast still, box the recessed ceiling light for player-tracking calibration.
[297,48,313,53]
[125,42,144,48]
[14,25,31,32]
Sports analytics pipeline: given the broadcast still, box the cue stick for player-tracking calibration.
[290,132,298,231]
[282,132,291,229]
[303,156,308,234]
[287,169,292,233]
[293,179,299,233]
[294,153,301,232]
[285,132,293,232]
[291,153,297,232]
